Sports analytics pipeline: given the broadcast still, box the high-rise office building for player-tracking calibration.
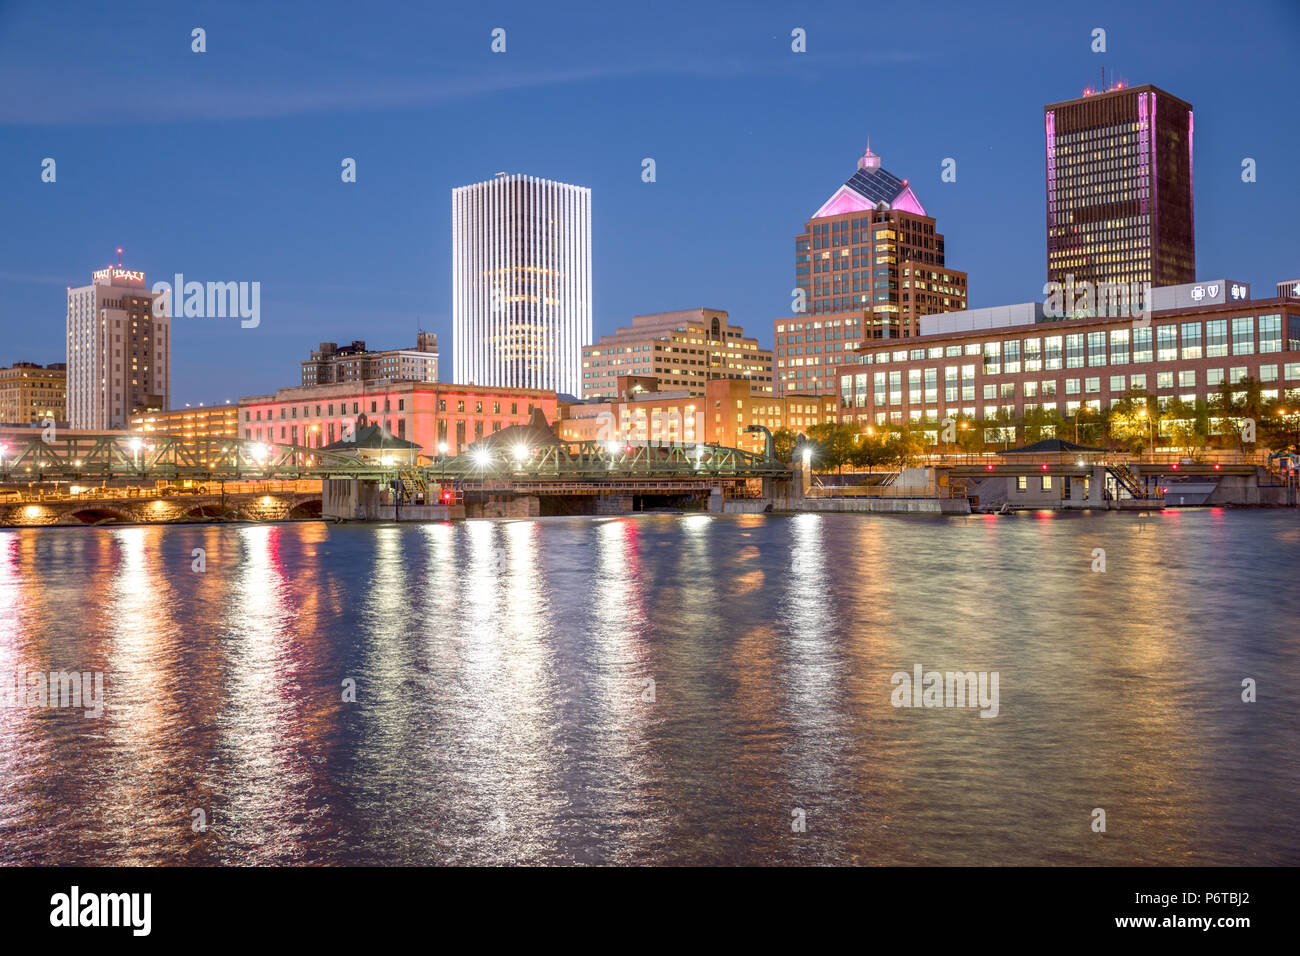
[776,144,968,396]
[1045,83,1195,289]
[452,174,592,396]
[66,264,170,429]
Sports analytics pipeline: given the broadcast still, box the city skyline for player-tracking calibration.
[2,0,1297,406]
[2,0,1299,893]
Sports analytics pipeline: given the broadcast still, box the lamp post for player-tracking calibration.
[1137,407,1155,458]
[1277,409,1300,506]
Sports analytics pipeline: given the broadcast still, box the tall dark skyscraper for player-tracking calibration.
[1045,84,1195,290]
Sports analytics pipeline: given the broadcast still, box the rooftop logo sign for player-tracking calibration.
[92,268,146,284]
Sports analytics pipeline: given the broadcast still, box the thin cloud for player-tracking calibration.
[0,51,922,125]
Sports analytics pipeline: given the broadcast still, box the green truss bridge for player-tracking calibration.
[0,434,792,484]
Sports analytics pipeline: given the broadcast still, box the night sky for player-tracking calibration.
[1,0,1296,405]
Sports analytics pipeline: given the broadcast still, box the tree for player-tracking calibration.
[891,423,927,464]
[806,422,859,474]
[771,427,798,463]
[953,414,984,454]
[850,426,898,470]
[1206,377,1266,452]
[1108,389,1154,454]
[1022,406,1059,445]
[1164,398,1211,459]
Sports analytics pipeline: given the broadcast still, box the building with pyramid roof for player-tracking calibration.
[775,141,971,397]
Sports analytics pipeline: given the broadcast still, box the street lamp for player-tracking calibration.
[1138,407,1154,456]
[1277,408,1300,453]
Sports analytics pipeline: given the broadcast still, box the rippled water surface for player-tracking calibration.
[1,510,1298,865]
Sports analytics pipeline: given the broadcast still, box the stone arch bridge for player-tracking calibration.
[0,490,322,527]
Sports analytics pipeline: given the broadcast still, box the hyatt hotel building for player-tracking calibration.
[836,280,1300,440]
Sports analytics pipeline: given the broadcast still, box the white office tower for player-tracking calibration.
[66,265,171,429]
[452,174,592,395]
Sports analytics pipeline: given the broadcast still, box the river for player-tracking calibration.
[1,510,1297,865]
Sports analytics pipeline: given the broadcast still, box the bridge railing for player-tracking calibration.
[0,435,794,482]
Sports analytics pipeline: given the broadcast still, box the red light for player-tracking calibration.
[624,445,633,454]
[1040,464,1048,471]
[1214,464,1220,470]
[986,464,994,471]
[1171,463,1178,470]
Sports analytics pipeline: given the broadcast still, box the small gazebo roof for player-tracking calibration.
[321,419,421,452]
[1001,438,1108,456]
[468,408,560,450]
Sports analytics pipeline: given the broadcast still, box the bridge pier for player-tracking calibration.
[761,470,803,510]
[323,477,385,521]
[323,477,464,521]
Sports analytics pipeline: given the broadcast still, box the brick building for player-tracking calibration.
[835,282,1300,446]
[239,380,558,459]
[582,309,773,400]
[560,375,835,457]
[300,332,438,386]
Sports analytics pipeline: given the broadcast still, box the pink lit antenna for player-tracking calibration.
[116,247,123,268]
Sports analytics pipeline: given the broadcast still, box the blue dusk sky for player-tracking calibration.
[1,0,1297,405]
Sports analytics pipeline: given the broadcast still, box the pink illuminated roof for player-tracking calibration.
[811,182,927,219]
[812,185,875,218]
[890,185,926,216]
[811,145,925,219]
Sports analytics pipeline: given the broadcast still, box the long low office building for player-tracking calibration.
[835,280,1300,438]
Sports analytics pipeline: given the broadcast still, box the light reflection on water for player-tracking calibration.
[0,510,1298,865]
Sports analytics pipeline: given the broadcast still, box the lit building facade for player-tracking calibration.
[777,144,968,397]
[835,287,1300,444]
[582,309,773,400]
[301,333,438,386]
[66,265,170,429]
[0,363,66,424]
[239,380,558,459]
[452,174,592,396]
[560,375,835,457]
[130,403,239,448]
[1045,83,1195,290]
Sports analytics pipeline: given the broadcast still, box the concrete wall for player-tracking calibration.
[466,496,540,519]
[371,504,464,521]
[596,495,633,515]
[777,496,970,515]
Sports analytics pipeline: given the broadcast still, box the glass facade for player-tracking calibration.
[838,306,1300,425]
